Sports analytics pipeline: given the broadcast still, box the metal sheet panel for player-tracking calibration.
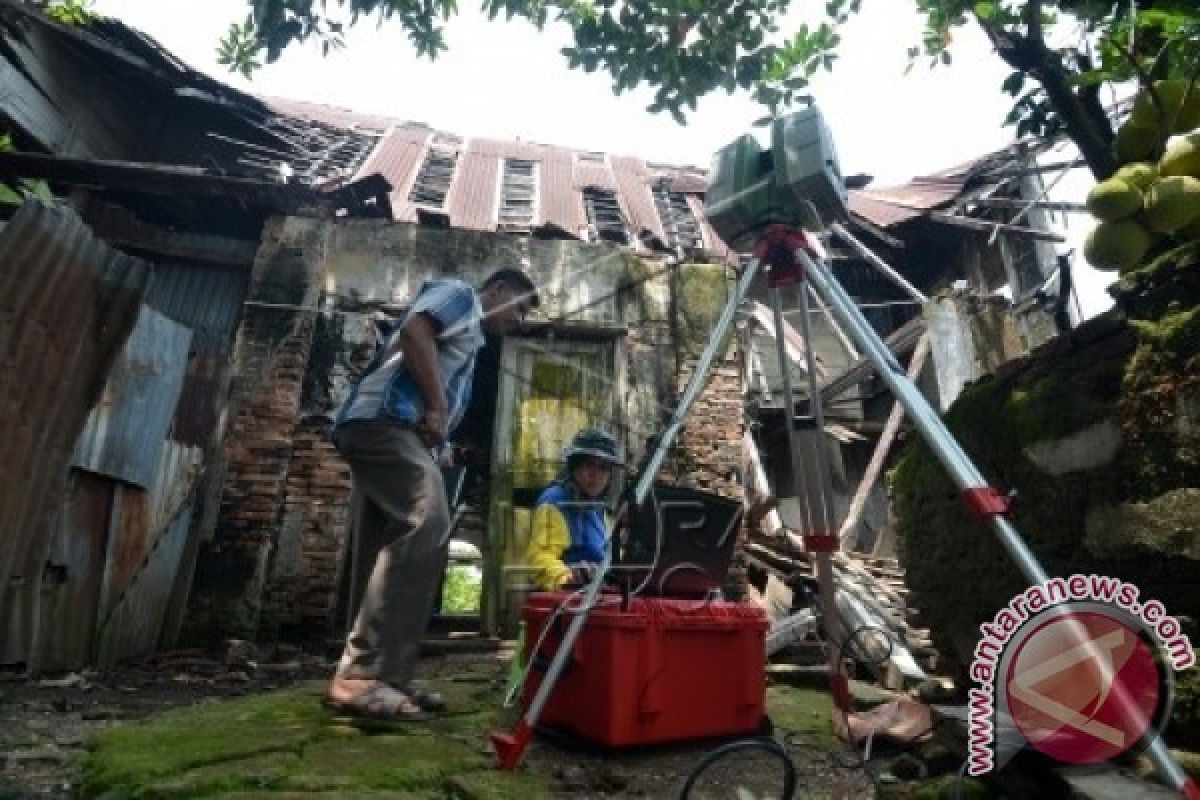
[540,147,585,236]
[91,440,200,669]
[171,351,225,449]
[447,151,499,231]
[144,262,247,353]
[848,176,967,229]
[260,96,398,133]
[71,307,193,489]
[355,127,430,224]
[143,263,246,448]
[95,499,195,667]
[471,138,546,161]
[574,161,616,190]
[0,201,151,612]
[611,156,662,241]
[34,471,112,673]
[149,440,205,533]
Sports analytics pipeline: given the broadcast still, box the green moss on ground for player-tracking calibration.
[765,684,837,749]
[79,681,552,800]
[80,676,852,800]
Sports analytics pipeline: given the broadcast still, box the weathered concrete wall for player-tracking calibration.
[186,218,748,641]
[924,291,1029,411]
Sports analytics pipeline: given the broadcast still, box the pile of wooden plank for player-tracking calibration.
[745,531,938,688]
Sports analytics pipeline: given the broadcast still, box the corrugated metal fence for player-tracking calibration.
[0,201,251,673]
[0,201,152,670]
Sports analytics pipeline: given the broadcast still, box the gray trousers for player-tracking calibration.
[334,419,449,687]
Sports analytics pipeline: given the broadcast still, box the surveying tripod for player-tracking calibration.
[489,221,888,771]
[491,212,1195,800]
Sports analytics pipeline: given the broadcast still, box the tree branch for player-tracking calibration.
[1024,0,1044,49]
[1110,36,1168,129]
[976,12,1117,180]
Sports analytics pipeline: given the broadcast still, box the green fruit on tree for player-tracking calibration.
[1143,175,1200,233]
[1113,162,1158,191]
[1131,80,1200,133]
[1086,178,1143,221]
[1083,219,1153,271]
[1115,120,1161,164]
[1160,131,1200,178]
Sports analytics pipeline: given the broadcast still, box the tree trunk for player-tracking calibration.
[976,17,1119,181]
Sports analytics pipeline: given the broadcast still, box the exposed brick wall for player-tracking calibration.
[657,354,750,601]
[662,357,744,498]
[262,417,353,635]
[184,218,327,642]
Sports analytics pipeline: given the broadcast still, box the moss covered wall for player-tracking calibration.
[892,244,1200,742]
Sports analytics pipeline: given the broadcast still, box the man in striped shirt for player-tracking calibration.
[327,267,538,722]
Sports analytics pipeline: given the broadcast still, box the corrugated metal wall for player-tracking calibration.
[71,307,192,489]
[0,202,152,672]
[0,201,252,672]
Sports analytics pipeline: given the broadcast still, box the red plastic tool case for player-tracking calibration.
[521,592,768,748]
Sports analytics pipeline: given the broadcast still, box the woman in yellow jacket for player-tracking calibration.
[526,428,623,590]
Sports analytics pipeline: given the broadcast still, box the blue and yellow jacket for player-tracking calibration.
[526,481,609,590]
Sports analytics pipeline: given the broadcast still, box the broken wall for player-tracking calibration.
[186,218,747,642]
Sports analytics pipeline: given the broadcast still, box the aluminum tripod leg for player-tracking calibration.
[767,266,845,721]
[490,259,762,770]
[795,247,1196,797]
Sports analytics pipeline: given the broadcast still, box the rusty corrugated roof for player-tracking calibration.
[260,96,400,134]
[611,156,661,241]
[848,173,970,229]
[353,127,431,224]
[448,151,501,231]
[269,98,731,259]
[267,95,1022,250]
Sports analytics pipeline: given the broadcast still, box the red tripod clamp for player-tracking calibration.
[803,533,840,552]
[752,225,820,288]
[961,487,1011,521]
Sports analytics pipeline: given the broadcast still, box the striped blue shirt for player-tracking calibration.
[336,278,485,435]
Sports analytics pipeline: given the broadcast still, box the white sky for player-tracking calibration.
[91,0,1114,316]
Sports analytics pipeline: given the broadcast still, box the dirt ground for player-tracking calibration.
[0,646,873,799]
[0,644,332,798]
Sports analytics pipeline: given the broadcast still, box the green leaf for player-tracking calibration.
[0,183,23,207]
[1001,71,1025,95]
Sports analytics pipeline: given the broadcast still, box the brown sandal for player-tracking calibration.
[324,683,430,726]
